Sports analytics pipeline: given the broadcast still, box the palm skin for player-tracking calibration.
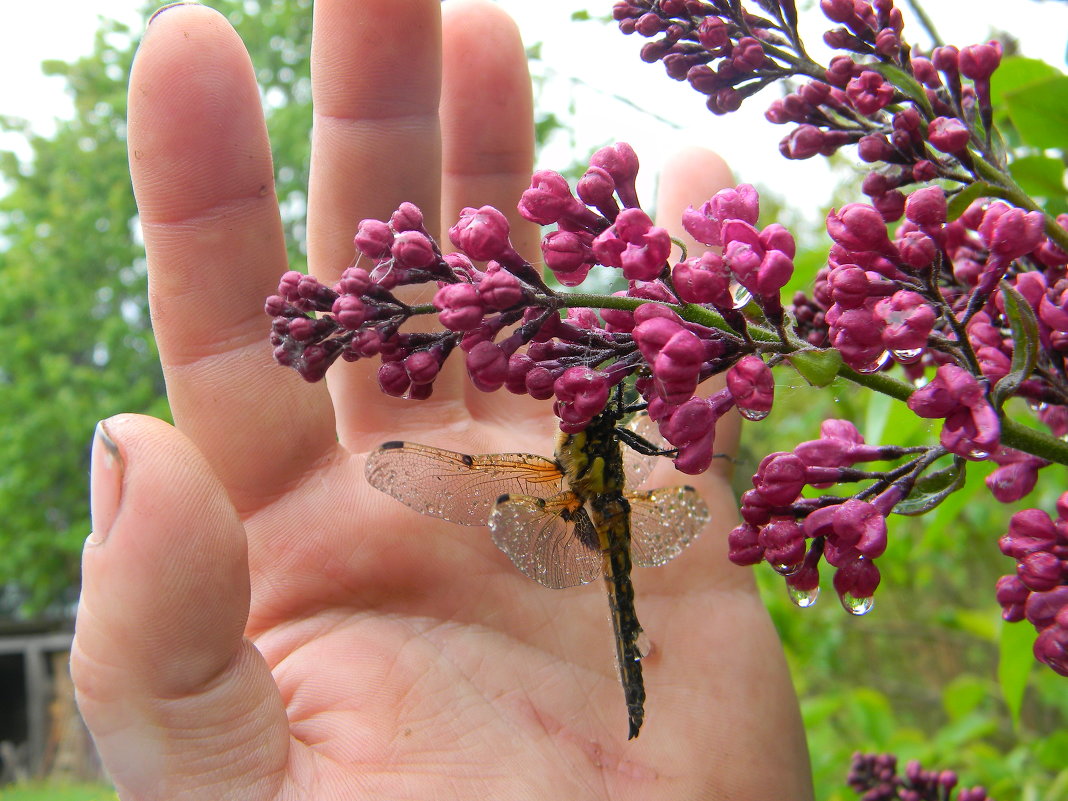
[71,1,813,799]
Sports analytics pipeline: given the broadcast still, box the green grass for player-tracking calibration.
[0,782,117,801]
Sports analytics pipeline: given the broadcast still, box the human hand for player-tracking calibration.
[72,1,812,798]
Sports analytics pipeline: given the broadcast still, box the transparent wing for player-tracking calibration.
[365,441,563,525]
[621,412,672,489]
[489,492,603,588]
[626,485,710,568]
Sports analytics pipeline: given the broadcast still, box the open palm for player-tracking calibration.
[72,2,812,799]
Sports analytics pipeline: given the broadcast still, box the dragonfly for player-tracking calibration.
[363,401,710,739]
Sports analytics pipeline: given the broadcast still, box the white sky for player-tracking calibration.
[1,0,1066,215]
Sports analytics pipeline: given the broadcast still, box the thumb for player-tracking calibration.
[72,414,289,799]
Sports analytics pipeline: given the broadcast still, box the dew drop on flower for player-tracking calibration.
[635,630,654,660]
[731,283,752,309]
[967,447,991,460]
[740,406,771,421]
[772,561,802,577]
[788,584,820,608]
[1028,401,1049,413]
[891,347,923,364]
[840,592,875,616]
[856,351,892,374]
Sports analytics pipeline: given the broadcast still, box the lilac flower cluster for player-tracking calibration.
[847,753,992,801]
[995,498,1068,676]
[267,0,1068,689]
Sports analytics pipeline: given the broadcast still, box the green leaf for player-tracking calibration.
[993,281,1040,409]
[1009,155,1068,215]
[788,348,843,387]
[868,62,933,116]
[998,619,1036,729]
[1004,75,1068,151]
[991,56,1064,112]
[893,458,966,515]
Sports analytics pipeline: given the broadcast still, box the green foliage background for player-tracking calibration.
[0,3,1065,799]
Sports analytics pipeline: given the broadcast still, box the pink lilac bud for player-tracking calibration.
[389,202,424,232]
[826,204,896,255]
[832,556,881,601]
[335,266,372,297]
[378,360,411,397]
[996,574,1030,622]
[829,306,887,369]
[976,346,1011,384]
[449,206,516,262]
[541,230,594,286]
[1026,586,1068,630]
[354,219,394,258]
[331,295,367,330]
[759,519,807,570]
[682,184,759,247]
[404,351,440,386]
[909,365,1000,459]
[433,283,484,331]
[824,55,856,88]
[727,355,774,418]
[959,41,1002,82]
[553,367,611,430]
[728,523,764,566]
[986,454,1045,504]
[979,204,1046,263]
[478,265,523,310]
[519,170,581,225]
[673,251,733,307]
[999,508,1056,559]
[589,143,640,208]
[391,230,437,269]
[829,266,893,308]
[846,71,896,116]
[875,290,935,352]
[576,166,619,217]
[905,186,947,227]
[832,499,888,559]
[779,125,825,160]
[465,341,509,392]
[592,208,671,281]
[896,231,938,270]
[1034,611,1068,676]
[660,391,734,475]
[1018,550,1062,592]
[754,452,808,506]
[755,249,795,297]
[927,117,971,153]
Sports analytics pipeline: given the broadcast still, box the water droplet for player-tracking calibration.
[967,447,991,460]
[788,584,820,608]
[840,593,874,616]
[1028,401,1049,413]
[731,283,752,309]
[912,374,929,388]
[890,347,923,364]
[635,630,654,660]
[739,406,770,421]
[855,351,892,374]
[772,561,802,577]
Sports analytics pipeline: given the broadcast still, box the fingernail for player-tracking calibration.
[149,2,197,25]
[89,420,124,545]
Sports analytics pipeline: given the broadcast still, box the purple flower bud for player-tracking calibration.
[832,499,888,559]
[927,116,971,153]
[779,124,825,160]
[378,360,411,397]
[833,556,881,602]
[404,350,440,386]
[478,265,524,310]
[1034,615,1068,676]
[728,523,765,566]
[449,205,515,262]
[1000,508,1056,559]
[331,295,367,330]
[896,231,938,270]
[553,367,611,429]
[519,170,575,225]
[391,230,437,269]
[875,290,935,352]
[959,41,1002,82]
[754,452,807,506]
[727,355,774,417]
[672,251,733,307]
[433,283,485,331]
[759,519,807,570]
[389,202,424,232]
[660,393,732,474]
[465,341,509,392]
[905,186,947,227]
[590,143,640,208]
[996,574,1030,622]
[576,166,619,217]
[1025,586,1068,630]
[932,45,960,76]
[846,71,895,116]
[1018,550,1063,592]
[354,219,394,259]
[593,208,671,281]
[824,55,856,88]
[541,230,594,286]
[979,204,1046,262]
[682,184,760,247]
[827,203,896,254]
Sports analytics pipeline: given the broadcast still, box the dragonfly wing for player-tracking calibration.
[365,441,563,525]
[626,485,710,568]
[489,492,602,589]
[620,412,671,489]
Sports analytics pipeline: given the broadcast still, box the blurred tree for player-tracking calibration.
[0,0,566,614]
